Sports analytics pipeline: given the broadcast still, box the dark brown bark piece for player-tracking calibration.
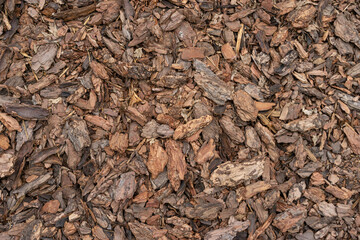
[334,13,360,48]
[287,4,317,28]
[219,115,245,144]
[347,63,360,78]
[4,104,49,120]
[31,44,57,72]
[64,118,91,152]
[90,60,109,80]
[109,62,152,80]
[193,60,233,105]
[28,147,59,164]
[13,172,52,198]
[53,3,96,21]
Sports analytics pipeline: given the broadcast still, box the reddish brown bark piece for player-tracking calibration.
[129,221,166,240]
[276,0,296,15]
[109,132,128,153]
[303,187,326,203]
[310,172,325,186]
[280,103,301,120]
[0,135,10,150]
[147,140,168,179]
[173,115,212,140]
[271,27,288,46]
[165,139,186,191]
[126,106,147,126]
[232,89,258,122]
[229,9,255,21]
[160,9,185,31]
[325,185,353,200]
[194,138,215,164]
[240,181,272,199]
[90,60,109,80]
[287,4,316,28]
[273,206,307,232]
[254,101,276,111]
[221,43,236,61]
[28,74,57,94]
[181,47,205,60]
[84,115,112,131]
[343,126,360,155]
[41,200,60,214]
[92,225,109,240]
[0,112,21,131]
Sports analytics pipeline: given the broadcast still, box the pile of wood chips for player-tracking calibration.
[0,0,360,239]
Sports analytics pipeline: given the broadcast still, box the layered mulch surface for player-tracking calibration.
[0,0,360,239]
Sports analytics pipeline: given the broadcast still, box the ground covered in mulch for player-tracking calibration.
[0,0,360,239]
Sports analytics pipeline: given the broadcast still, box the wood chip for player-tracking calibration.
[0,112,21,131]
[166,139,186,191]
[194,138,215,164]
[232,89,258,122]
[273,206,307,232]
[221,43,236,61]
[325,185,353,200]
[343,126,360,155]
[147,140,168,179]
[173,115,212,140]
[193,60,233,105]
[210,156,265,187]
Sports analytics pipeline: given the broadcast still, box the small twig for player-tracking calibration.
[236,24,244,56]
